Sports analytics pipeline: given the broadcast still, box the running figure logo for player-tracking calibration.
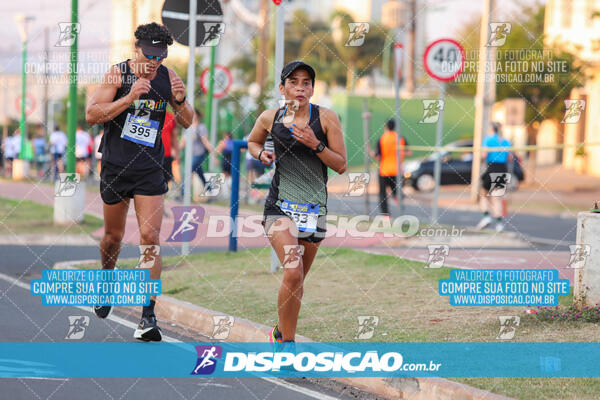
[202,173,225,197]
[56,22,81,47]
[562,100,586,124]
[138,245,160,269]
[167,206,205,242]
[420,100,445,124]
[497,315,520,340]
[355,315,379,339]
[426,244,449,268]
[211,316,234,340]
[65,316,89,339]
[201,23,225,46]
[191,345,222,375]
[488,173,511,197]
[486,22,512,47]
[345,23,370,47]
[282,245,305,269]
[55,173,80,197]
[345,173,370,197]
[566,245,591,269]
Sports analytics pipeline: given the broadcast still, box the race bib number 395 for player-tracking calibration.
[280,200,319,232]
[121,113,159,147]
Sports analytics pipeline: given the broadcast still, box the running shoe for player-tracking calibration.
[269,324,283,343]
[475,215,493,231]
[92,304,113,319]
[134,315,162,342]
[495,221,505,232]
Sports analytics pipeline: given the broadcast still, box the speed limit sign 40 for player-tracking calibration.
[423,38,465,81]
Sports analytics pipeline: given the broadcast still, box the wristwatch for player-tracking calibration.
[174,95,186,105]
[314,141,326,154]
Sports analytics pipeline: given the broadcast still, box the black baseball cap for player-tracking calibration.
[137,39,168,58]
[280,60,315,85]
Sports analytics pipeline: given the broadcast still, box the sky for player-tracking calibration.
[0,0,542,73]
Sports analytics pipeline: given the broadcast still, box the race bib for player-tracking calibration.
[121,113,159,147]
[280,200,319,232]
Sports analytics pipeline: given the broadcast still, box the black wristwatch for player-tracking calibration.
[314,141,326,154]
[174,95,186,105]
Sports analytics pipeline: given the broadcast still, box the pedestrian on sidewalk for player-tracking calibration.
[32,126,48,179]
[179,108,212,200]
[75,125,92,177]
[2,130,18,177]
[372,119,410,216]
[49,125,67,180]
[476,122,512,232]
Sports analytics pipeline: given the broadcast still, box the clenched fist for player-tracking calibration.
[128,78,151,101]
[170,74,186,102]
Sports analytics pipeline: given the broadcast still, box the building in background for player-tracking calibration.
[545,0,600,176]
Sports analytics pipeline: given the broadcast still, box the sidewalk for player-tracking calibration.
[327,164,600,216]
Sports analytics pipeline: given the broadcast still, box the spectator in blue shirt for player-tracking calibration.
[475,122,513,232]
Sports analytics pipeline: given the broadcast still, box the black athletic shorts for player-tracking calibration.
[481,162,508,191]
[100,161,168,205]
[163,156,174,183]
[262,203,327,243]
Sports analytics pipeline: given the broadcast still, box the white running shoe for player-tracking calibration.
[495,221,505,232]
[475,215,493,231]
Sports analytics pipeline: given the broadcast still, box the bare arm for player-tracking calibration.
[200,135,213,153]
[168,69,194,128]
[248,109,277,165]
[86,66,133,126]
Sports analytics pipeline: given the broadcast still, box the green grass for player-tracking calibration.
[0,197,103,236]
[76,248,600,399]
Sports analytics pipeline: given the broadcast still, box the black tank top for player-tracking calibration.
[265,104,329,215]
[100,60,171,170]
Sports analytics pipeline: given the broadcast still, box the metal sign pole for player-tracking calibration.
[182,0,197,256]
[431,82,446,225]
[394,42,404,215]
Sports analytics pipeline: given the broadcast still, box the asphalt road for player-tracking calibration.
[327,194,576,247]
[0,244,367,400]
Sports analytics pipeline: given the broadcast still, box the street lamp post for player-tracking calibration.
[13,14,35,179]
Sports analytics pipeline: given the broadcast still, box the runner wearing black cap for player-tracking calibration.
[85,22,194,341]
[248,61,347,349]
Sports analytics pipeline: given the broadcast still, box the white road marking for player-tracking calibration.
[0,272,338,400]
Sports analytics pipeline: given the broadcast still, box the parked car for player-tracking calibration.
[403,139,525,192]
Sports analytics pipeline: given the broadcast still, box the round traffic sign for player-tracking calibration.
[200,65,232,99]
[15,94,37,117]
[423,38,465,82]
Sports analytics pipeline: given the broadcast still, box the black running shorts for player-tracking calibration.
[262,203,327,243]
[100,161,168,205]
[481,162,508,191]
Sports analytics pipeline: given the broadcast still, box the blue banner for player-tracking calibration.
[0,342,597,378]
[30,269,161,306]
[439,269,569,306]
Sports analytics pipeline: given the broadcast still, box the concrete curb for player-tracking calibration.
[53,260,514,400]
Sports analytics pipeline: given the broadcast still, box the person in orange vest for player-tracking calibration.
[373,119,410,216]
